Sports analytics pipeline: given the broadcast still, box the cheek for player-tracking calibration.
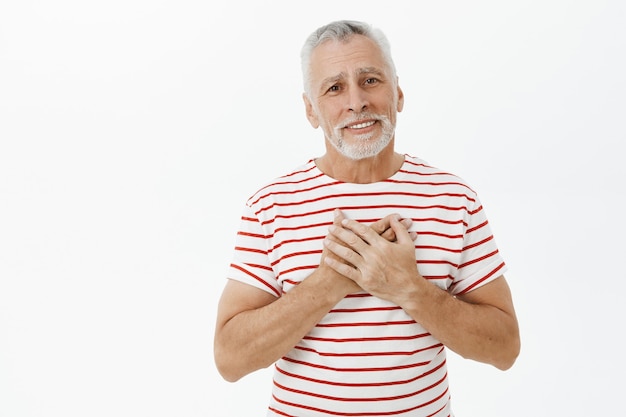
[318,110,338,130]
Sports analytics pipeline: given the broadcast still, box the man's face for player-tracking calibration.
[304,35,404,160]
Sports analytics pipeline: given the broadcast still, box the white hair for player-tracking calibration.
[300,20,397,96]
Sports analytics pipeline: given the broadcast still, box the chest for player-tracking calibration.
[264,204,468,293]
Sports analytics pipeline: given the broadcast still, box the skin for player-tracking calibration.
[214,34,520,382]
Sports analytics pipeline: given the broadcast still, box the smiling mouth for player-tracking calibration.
[346,120,376,129]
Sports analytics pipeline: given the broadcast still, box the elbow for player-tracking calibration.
[215,358,243,383]
[214,341,269,382]
[214,347,245,383]
[494,356,517,371]
[215,357,270,383]
[494,334,521,371]
[217,368,243,383]
[213,329,246,382]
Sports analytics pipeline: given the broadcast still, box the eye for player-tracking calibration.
[364,78,379,85]
[328,85,340,92]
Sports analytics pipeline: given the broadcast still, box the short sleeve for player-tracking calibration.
[227,204,281,297]
[449,194,507,296]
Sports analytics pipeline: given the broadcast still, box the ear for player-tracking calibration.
[396,83,404,113]
[303,93,320,128]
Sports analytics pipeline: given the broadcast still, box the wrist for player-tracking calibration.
[397,272,439,316]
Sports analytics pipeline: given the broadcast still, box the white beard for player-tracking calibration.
[327,114,395,160]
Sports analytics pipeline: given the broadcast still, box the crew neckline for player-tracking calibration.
[310,154,409,188]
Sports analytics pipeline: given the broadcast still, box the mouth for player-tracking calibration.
[344,120,377,130]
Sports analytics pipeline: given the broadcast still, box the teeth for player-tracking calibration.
[349,121,375,129]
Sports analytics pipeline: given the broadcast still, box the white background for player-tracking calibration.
[1,1,625,416]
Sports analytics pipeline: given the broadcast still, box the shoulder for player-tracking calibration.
[245,159,321,206]
[400,154,477,196]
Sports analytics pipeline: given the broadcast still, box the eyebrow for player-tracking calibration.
[320,72,347,90]
[357,66,386,77]
[319,67,387,92]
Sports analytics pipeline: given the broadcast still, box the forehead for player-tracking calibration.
[309,35,390,82]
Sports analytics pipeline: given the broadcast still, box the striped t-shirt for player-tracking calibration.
[228,154,506,416]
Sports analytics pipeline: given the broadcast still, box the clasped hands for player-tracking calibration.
[322,209,422,303]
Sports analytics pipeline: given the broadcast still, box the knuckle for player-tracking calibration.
[346,234,361,246]
[356,224,369,236]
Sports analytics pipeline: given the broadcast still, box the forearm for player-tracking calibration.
[215,212,417,381]
[214,270,349,382]
[401,277,520,370]
[323,216,520,370]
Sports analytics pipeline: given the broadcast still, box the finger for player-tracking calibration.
[390,216,416,244]
[379,227,396,241]
[324,236,362,268]
[369,215,392,235]
[339,218,382,246]
[333,208,345,226]
[328,225,368,256]
[372,214,412,241]
[397,216,418,242]
[327,209,350,247]
[399,217,413,230]
[323,256,360,281]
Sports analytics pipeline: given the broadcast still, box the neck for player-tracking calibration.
[315,143,404,183]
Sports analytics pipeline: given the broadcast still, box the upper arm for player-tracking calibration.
[215,279,278,330]
[456,275,517,318]
[455,275,520,369]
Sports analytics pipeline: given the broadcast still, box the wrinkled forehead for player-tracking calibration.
[308,35,392,84]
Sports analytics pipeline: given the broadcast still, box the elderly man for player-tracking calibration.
[214,20,520,416]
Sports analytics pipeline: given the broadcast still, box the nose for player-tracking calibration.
[347,86,369,113]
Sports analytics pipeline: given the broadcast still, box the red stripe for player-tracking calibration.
[234,246,267,255]
[415,244,462,254]
[466,219,488,234]
[294,342,444,358]
[270,234,324,253]
[330,305,402,313]
[267,407,294,416]
[417,259,459,268]
[252,177,341,205]
[458,262,505,295]
[229,263,280,297]
[257,196,473,216]
[237,230,264,238]
[281,346,444,372]
[387,177,474,194]
[243,262,272,272]
[276,264,317,281]
[462,235,493,251]
[316,320,416,328]
[273,373,447,403]
[458,249,499,269]
[240,215,259,223]
[270,386,449,416]
[468,204,483,216]
[417,230,463,239]
[271,249,322,267]
[423,274,454,282]
[303,332,431,343]
[275,358,446,388]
